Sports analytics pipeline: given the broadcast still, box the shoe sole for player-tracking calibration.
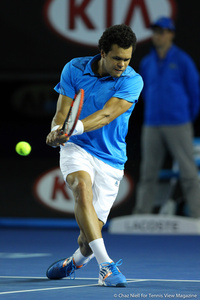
[98,279,127,287]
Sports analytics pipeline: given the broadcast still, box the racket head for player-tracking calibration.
[62,89,84,137]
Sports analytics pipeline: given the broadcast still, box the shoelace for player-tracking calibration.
[68,259,77,280]
[100,259,123,275]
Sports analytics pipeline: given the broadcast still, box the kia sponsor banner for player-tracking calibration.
[1,0,200,76]
[34,167,133,216]
[44,0,176,46]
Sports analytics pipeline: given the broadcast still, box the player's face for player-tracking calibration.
[100,44,133,78]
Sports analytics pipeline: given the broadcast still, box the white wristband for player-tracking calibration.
[51,125,60,132]
[72,120,84,136]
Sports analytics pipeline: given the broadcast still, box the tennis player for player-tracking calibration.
[46,24,143,287]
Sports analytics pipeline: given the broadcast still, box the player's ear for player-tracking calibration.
[101,50,106,58]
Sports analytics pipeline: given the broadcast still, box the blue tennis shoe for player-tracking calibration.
[46,256,82,279]
[98,260,127,287]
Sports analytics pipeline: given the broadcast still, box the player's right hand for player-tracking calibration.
[46,127,69,147]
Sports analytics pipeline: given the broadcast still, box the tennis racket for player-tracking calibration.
[61,89,84,137]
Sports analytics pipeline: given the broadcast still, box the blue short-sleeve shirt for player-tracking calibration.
[55,54,143,169]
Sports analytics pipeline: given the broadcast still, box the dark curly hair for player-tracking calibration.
[98,24,137,54]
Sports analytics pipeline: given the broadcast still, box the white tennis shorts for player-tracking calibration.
[60,142,124,224]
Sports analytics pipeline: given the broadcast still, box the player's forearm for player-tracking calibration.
[82,98,132,132]
[51,112,67,130]
[81,109,113,132]
[51,94,72,130]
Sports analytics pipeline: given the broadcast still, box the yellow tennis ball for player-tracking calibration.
[15,141,31,156]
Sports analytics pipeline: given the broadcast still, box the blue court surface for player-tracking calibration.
[0,226,200,299]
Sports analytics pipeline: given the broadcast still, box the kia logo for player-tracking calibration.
[34,167,133,215]
[44,0,176,47]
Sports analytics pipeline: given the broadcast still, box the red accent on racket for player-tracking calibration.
[61,89,84,137]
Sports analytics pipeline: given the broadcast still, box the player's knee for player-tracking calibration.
[68,175,89,192]
[76,179,88,193]
[75,180,93,205]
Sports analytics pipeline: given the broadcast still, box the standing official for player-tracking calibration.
[134,17,200,217]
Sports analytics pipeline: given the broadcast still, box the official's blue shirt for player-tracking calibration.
[54,54,143,169]
[140,45,200,125]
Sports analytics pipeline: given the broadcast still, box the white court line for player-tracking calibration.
[0,276,200,295]
[0,283,98,295]
[127,278,200,283]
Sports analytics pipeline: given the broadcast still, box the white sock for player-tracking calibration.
[89,238,112,267]
[73,248,94,267]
